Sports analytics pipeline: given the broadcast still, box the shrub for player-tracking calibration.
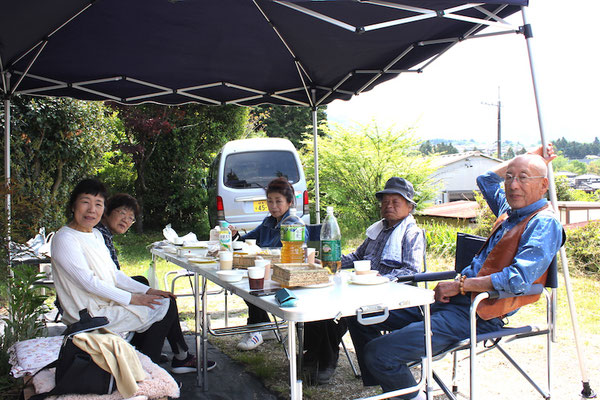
[564,222,600,276]
[421,222,474,258]
[0,264,49,396]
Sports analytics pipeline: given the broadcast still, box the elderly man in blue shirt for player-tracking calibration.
[347,145,563,400]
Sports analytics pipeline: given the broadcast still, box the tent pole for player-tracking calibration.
[521,7,596,399]
[312,103,320,224]
[4,97,11,252]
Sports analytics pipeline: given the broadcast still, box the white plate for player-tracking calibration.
[349,275,389,285]
[188,256,217,264]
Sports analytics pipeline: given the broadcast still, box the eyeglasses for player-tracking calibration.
[117,209,136,224]
[504,174,546,184]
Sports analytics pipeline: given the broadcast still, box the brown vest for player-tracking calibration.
[473,204,550,320]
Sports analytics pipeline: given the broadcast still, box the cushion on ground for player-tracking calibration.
[10,336,180,399]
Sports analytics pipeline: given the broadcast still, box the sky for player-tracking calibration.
[326,0,600,148]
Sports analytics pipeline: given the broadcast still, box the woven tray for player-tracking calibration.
[233,253,281,269]
[271,263,329,287]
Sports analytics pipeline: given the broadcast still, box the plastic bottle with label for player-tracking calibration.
[280,208,305,263]
[320,206,342,274]
[219,221,232,252]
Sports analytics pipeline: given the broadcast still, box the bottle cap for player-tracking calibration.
[289,208,297,216]
[327,206,334,214]
[220,221,229,228]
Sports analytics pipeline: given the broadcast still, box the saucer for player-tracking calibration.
[349,274,389,285]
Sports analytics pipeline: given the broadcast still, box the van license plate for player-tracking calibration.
[253,200,268,212]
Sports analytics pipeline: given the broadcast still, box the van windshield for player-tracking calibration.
[223,151,300,189]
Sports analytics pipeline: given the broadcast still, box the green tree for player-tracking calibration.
[250,105,327,149]
[301,122,437,238]
[142,105,247,234]
[1,96,117,235]
[516,146,527,155]
[433,142,458,154]
[554,175,573,201]
[504,146,515,160]
[419,140,433,155]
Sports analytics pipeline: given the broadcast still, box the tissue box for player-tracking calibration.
[271,263,329,287]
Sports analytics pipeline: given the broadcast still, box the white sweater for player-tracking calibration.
[51,226,169,333]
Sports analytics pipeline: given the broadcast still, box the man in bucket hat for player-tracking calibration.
[302,177,425,385]
[342,176,423,279]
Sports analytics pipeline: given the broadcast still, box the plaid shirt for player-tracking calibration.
[95,222,120,270]
[341,218,424,280]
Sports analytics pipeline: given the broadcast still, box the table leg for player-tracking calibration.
[288,320,303,400]
[194,272,202,388]
[202,275,208,391]
[423,303,433,400]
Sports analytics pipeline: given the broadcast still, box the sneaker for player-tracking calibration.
[170,354,217,374]
[237,332,263,351]
[262,330,277,341]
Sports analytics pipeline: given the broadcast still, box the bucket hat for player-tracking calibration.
[375,177,416,205]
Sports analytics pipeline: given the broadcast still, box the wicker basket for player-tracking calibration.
[271,263,329,287]
[233,253,281,269]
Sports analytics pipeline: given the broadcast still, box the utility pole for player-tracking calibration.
[482,87,502,158]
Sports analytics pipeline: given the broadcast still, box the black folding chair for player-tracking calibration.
[400,231,563,400]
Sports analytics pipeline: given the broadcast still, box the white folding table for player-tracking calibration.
[151,247,435,400]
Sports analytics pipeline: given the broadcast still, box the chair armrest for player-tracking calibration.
[396,270,457,283]
[483,283,544,300]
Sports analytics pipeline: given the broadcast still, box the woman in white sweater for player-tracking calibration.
[51,179,213,373]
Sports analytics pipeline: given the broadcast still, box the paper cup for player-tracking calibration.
[254,258,271,280]
[354,260,371,274]
[248,266,265,289]
[219,251,233,270]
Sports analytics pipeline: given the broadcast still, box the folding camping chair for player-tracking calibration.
[401,231,564,400]
[406,232,565,400]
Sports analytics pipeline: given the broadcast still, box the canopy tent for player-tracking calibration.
[1,0,528,223]
[0,1,594,398]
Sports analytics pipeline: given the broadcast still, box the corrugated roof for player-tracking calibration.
[419,200,479,219]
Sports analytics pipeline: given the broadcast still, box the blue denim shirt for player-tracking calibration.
[462,171,562,295]
[241,210,309,248]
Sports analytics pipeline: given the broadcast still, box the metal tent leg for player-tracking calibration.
[521,6,596,398]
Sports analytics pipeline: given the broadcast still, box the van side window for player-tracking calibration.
[224,151,300,189]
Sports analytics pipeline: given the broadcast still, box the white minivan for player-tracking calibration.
[207,138,310,232]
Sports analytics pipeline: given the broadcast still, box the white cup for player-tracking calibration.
[245,239,257,246]
[254,258,271,280]
[232,241,244,250]
[247,266,265,289]
[219,251,233,270]
[353,260,371,275]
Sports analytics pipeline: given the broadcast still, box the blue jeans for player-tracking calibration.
[347,295,504,399]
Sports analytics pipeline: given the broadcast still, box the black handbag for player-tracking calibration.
[30,309,114,399]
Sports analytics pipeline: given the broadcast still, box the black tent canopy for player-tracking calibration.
[2,0,526,107]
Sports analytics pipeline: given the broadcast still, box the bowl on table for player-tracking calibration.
[216,270,245,283]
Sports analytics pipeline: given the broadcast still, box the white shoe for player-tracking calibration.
[237,332,263,351]
[262,330,277,341]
